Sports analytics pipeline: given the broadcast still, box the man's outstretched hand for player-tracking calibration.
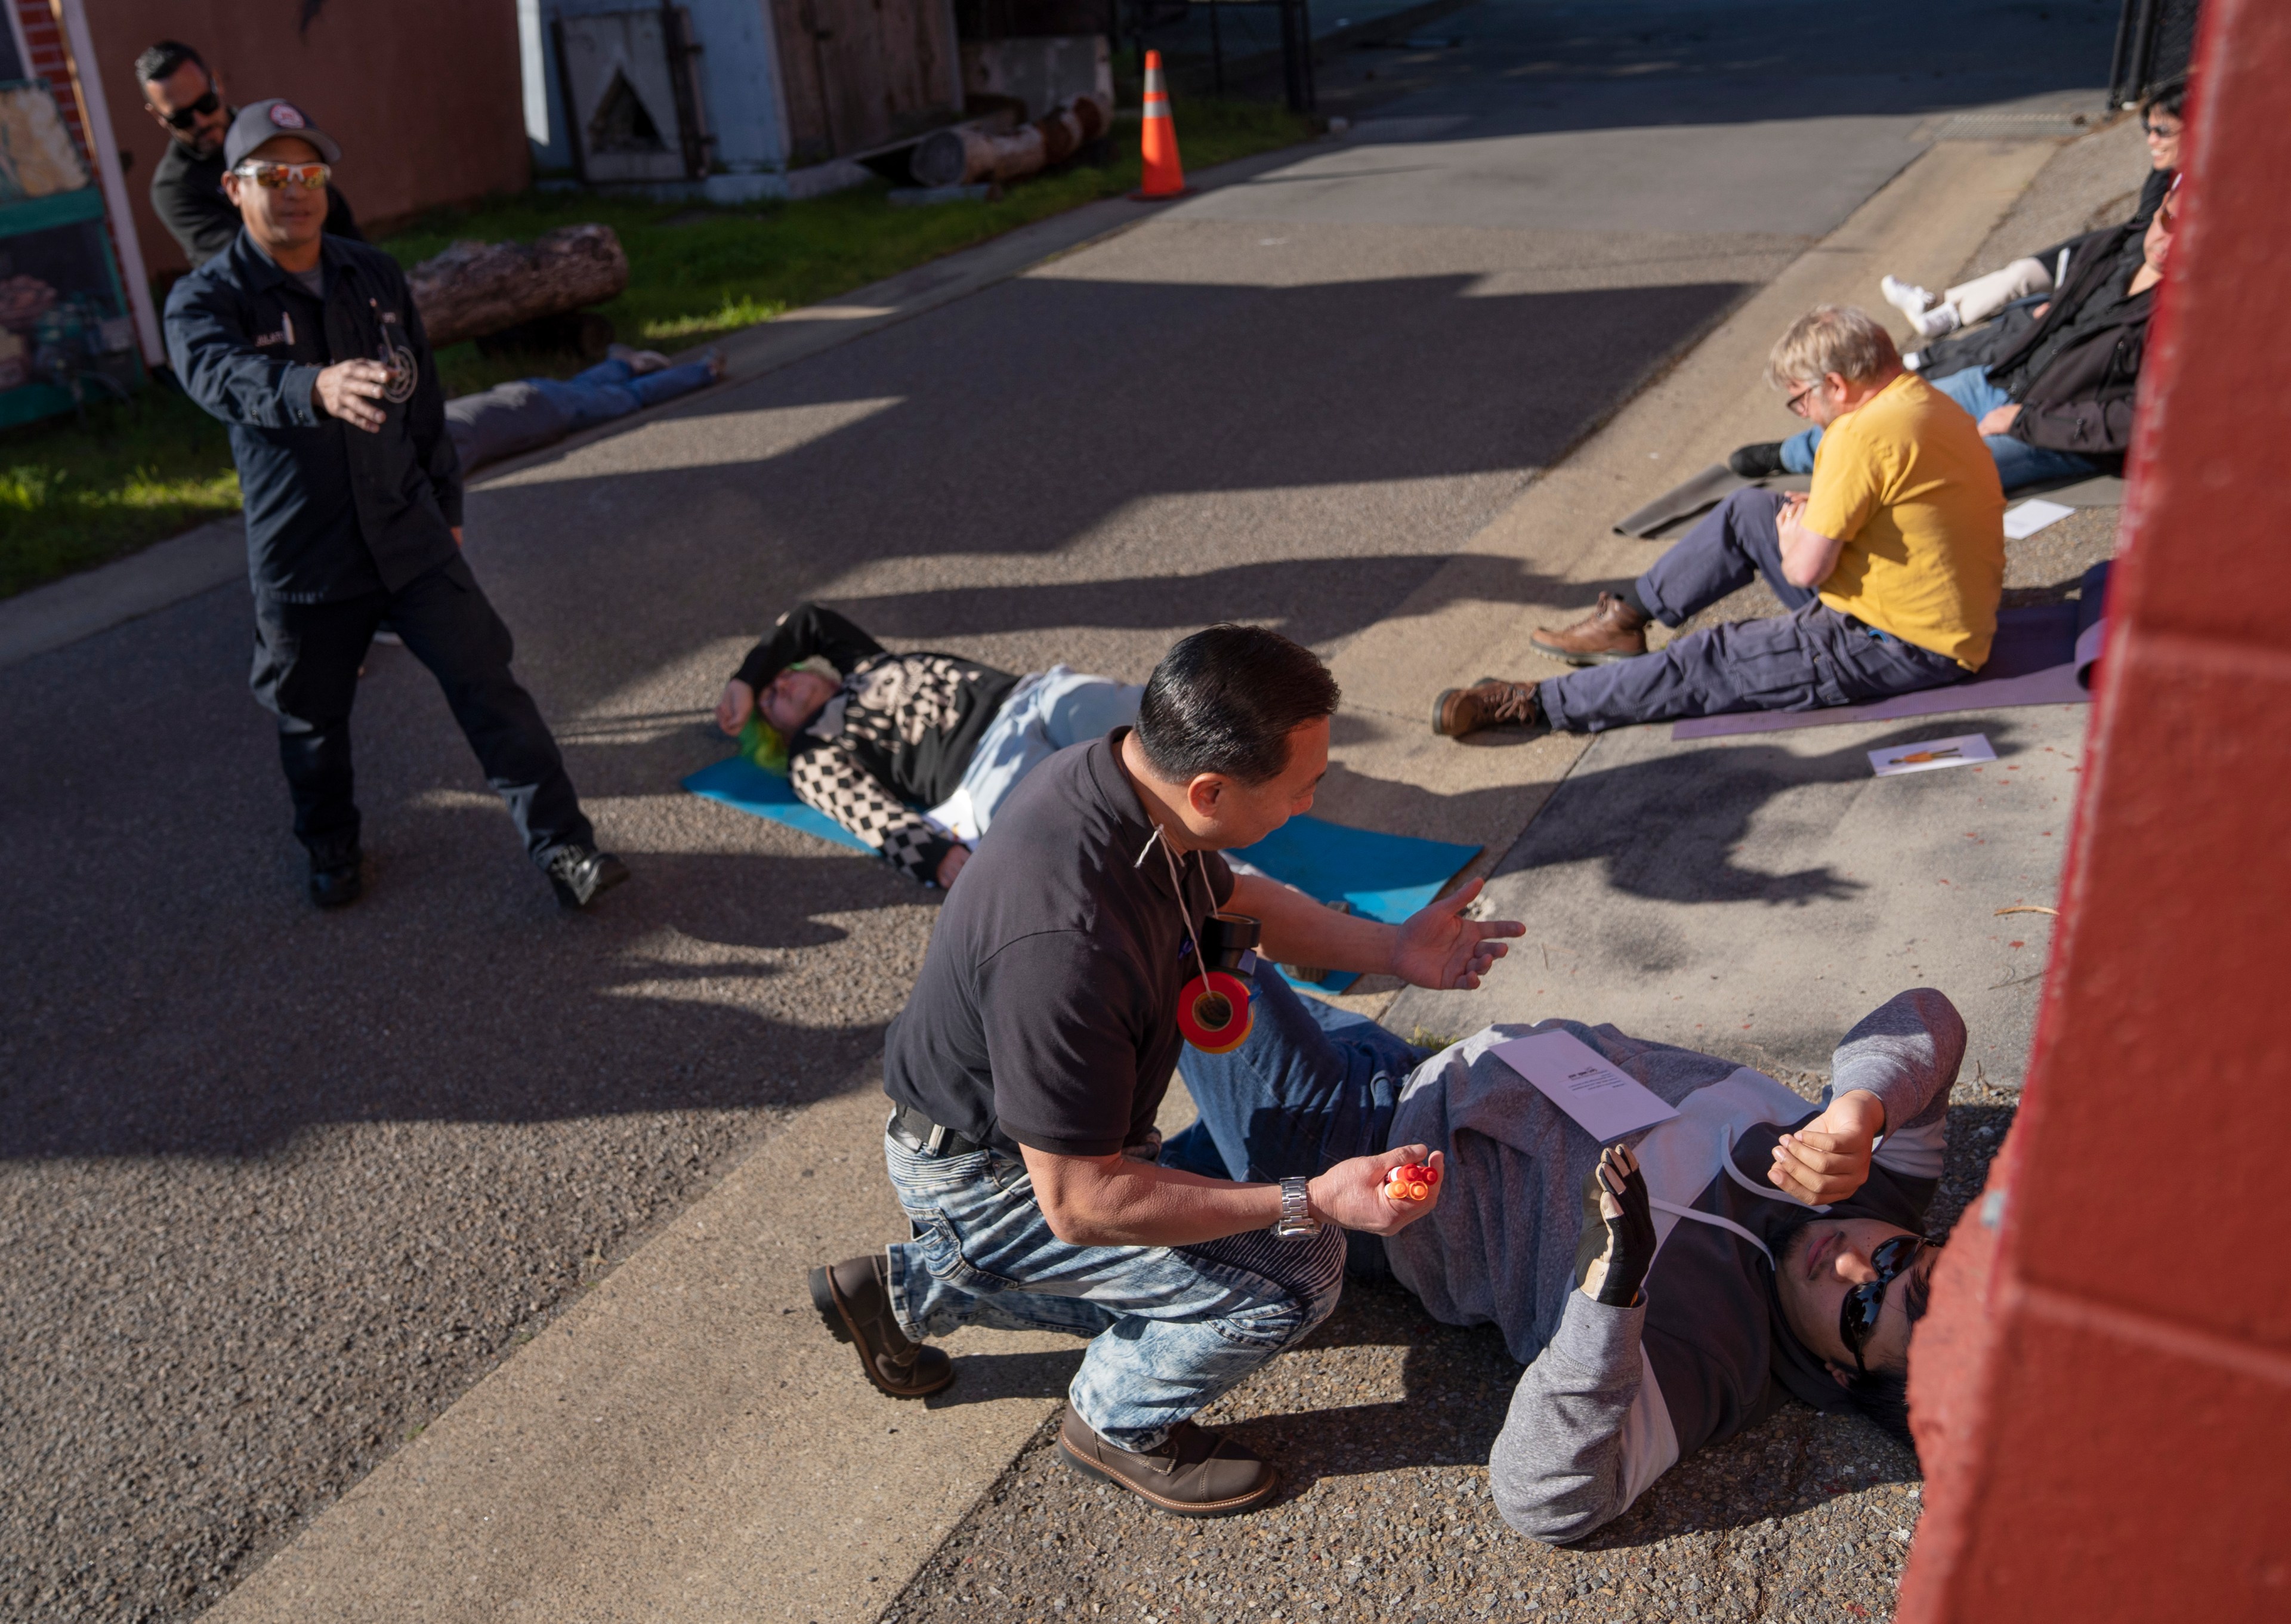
[1388,878,1524,990]
[1307,1146,1446,1236]
[313,360,391,432]
[1768,1088,1886,1205]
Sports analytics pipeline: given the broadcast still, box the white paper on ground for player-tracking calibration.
[1868,732,1997,776]
[2003,498,2075,539]
[1490,1030,1681,1143]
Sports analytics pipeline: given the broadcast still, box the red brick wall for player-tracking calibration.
[13,0,92,163]
[1900,0,2291,1617]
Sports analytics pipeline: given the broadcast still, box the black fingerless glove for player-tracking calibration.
[1573,1147,1657,1307]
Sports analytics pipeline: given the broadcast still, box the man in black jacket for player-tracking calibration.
[134,41,361,269]
[164,100,623,911]
[1741,180,2177,492]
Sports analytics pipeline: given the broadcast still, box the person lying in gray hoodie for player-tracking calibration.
[1163,972,1956,1541]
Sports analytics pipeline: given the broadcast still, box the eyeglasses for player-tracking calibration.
[1839,1234,1926,1375]
[156,89,221,130]
[1784,381,1819,415]
[232,160,331,192]
[2144,121,2177,140]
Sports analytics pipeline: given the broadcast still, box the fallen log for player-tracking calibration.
[407,224,629,350]
[908,93,1111,189]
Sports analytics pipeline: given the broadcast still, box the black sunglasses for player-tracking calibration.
[158,89,221,130]
[1839,1234,1926,1374]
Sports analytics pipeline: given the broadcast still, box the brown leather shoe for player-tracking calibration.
[1431,678,1543,738]
[1529,591,1653,665]
[1056,1407,1278,1517]
[809,1254,953,1398]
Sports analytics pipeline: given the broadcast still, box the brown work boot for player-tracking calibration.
[1431,678,1543,739]
[1057,1407,1278,1517]
[1529,591,1653,665]
[809,1253,953,1398]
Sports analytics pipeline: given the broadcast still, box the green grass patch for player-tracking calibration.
[1,96,1312,597]
[0,386,241,598]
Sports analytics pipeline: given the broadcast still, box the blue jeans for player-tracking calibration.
[528,356,717,432]
[1165,972,1424,1282]
[882,1126,1346,1452]
[934,666,1144,840]
[1538,489,1966,731]
[1780,365,2099,492]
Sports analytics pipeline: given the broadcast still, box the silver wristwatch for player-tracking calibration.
[1275,1175,1321,1239]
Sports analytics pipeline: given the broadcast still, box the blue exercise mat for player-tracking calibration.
[683,758,1480,991]
[1227,815,1482,992]
[683,755,872,853]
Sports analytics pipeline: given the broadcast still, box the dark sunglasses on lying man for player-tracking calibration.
[1841,1233,1929,1375]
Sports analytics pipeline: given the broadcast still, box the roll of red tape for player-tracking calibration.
[1177,970,1254,1054]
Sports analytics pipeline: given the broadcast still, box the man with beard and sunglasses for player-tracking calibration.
[135,40,362,268]
[1165,977,1957,1541]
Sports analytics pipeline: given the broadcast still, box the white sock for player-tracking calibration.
[1913,301,1961,339]
[1903,350,1925,372]
[1881,274,1935,318]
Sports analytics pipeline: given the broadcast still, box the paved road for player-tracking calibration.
[0,1,2117,1617]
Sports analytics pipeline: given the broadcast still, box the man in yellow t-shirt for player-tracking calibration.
[1431,305,2005,738]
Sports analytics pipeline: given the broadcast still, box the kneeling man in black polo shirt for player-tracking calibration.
[811,625,1524,1517]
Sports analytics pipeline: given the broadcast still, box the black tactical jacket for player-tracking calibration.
[165,231,461,603]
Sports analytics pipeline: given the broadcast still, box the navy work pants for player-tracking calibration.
[250,555,593,865]
[1539,489,1968,733]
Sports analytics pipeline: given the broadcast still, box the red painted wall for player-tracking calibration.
[70,0,527,279]
[1900,0,2291,1617]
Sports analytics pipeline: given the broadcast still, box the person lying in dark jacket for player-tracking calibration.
[1739,177,2177,493]
[715,603,1141,888]
[1169,973,1960,1542]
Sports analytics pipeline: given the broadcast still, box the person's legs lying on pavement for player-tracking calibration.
[958,667,1146,838]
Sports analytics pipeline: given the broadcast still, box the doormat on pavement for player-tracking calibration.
[1671,581,2106,740]
[682,758,1480,993]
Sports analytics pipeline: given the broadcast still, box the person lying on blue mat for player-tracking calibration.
[715,602,1143,888]
[1168,970,1957,1542]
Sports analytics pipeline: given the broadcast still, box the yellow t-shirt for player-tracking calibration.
[1804,371,2006,669]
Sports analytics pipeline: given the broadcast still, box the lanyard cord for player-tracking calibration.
[1137,822,1211,981]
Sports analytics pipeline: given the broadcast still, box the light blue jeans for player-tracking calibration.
[954,665,1144,838]
[882,1128,1347,1452]
[528,355,718,432]
[1780,365,2100,492]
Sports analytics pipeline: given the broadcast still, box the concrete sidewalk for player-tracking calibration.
[195,125,2085,1624]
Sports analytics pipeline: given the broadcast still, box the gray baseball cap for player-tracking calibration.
[223,98,343,168]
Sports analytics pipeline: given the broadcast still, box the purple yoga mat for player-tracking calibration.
[1672,602,2090,740]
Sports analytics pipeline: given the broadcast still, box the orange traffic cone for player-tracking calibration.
[1134,50,1190,200]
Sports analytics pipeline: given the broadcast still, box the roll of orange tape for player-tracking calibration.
[1177,970,1254,1054]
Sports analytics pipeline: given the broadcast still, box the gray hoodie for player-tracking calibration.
[1382,989,1960,1542]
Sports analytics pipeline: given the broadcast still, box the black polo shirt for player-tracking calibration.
[882,730,1235,1159]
